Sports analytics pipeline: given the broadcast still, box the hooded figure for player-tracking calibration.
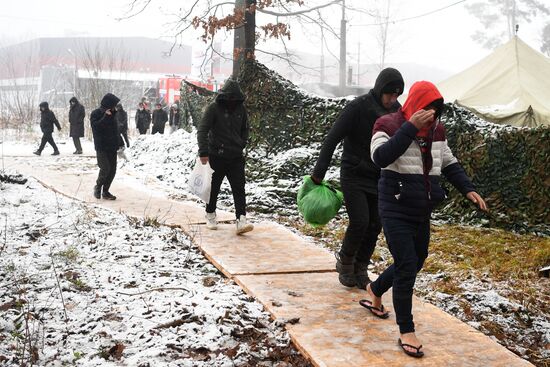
[90,93,121,200]
[310,67,405,290]
[33,102,61,156]
[363,81,487,358]
[196,79,254,235]
[115,103,130,147]
[68,97,85,154]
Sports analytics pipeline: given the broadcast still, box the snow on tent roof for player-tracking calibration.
[437,36,550,127]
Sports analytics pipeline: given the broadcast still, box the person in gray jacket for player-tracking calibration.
[197,78,253,235]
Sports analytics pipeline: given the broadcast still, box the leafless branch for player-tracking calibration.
[258,0,343,17]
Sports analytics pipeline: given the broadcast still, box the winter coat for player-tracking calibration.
[370,81,474,222]
[90,93,121,152]
[152,108,168,128]
[197,79,249,159]
[68,97,85,138]
[116,108,128,134]
[39,102,61,134]
[135,109,151,131]
[312,68,404,194]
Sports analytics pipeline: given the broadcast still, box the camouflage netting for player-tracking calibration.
[181,61,549,235]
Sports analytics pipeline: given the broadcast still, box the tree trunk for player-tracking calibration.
[233,0,256,78]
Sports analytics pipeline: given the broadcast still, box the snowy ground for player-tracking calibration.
[0,174,310,366]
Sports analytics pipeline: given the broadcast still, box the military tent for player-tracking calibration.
[437,36,550,127]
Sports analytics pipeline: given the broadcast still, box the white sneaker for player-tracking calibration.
[236,215,254,235]
[205,212,218,230]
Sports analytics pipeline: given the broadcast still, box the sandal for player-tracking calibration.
[359,299,390,319]
[398,338,424,358]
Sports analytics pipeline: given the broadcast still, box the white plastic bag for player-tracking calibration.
[187,158,214,203]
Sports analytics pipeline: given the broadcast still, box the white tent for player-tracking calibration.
[437,37,550,127]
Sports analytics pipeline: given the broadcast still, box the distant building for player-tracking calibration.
[0,37,192,109]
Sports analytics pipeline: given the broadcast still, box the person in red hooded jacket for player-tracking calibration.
[361,81,487,358]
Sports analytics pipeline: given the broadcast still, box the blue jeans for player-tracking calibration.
[370,217,430,334]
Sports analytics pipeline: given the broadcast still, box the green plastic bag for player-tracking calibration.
[297,175,344,227]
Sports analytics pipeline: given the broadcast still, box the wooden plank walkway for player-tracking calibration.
[4,155,533,367]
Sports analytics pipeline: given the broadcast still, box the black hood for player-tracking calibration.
[69,97,79,105]
[39,101,49,110]
[215,79,245,103]
[372,68,404,101]
[100,93,120,110]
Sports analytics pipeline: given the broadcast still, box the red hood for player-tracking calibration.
[402,81,443,121]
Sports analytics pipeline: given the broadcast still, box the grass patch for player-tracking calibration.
[55,246,79,262]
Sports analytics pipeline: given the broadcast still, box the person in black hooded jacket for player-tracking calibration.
[68,97,85,154]
[34,101,61,156]
[90,93,121,200]
[115,103,130,147]
[197,78,254,235]
[311,67,405,290]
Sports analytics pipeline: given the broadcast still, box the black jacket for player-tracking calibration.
[152,108,168,127]
[39,102,61,134]
[68,97,85,138]
[312,68,404,194]
[91,93,121,152]
[116,108,128,134]
[135,109,151,131]
[197,79,249,159]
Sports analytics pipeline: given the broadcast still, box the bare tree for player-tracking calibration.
[0,42,40,134]
[466,0,550,49]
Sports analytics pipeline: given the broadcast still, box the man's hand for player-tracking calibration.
[466,191,488,211]
[310,175,322,185]
[200,156,209,165]
[409,109,435,130]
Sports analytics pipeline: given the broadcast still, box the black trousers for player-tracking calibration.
[206,155,246,219]
[96,150,117,192]
[339,177,382,264]
[370,217,430,334]
[72,137,82,152]
[120,132,130,147]
[38,132,59,153]
[152,123,165,134]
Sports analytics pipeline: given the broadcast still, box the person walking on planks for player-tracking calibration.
[362,81,487,358]
[311,68,405,290]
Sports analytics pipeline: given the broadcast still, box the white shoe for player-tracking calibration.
[205,212,218,230]
[236,215,254,235]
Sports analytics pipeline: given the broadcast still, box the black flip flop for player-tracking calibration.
[398,338,424,358]
[359,299,389,319]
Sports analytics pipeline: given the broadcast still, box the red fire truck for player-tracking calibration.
[158,76,220,105]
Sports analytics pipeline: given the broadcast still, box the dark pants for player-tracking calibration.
[38,132,58,153]
[138,126,148,135]
[370,217,430,334]
[339,178,381,264]
[206,155,246,219]
[120,132,130,147]
[152,123,165,134]
[96,150,117,192]
[72,137,82,152]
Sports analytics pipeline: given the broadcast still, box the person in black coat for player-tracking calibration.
[135,102,151,134]
[311,67,405,290]
[168,103,181,134]
[197,78,254,235]
[115,103,130,147]
[34,102,61,156]
[91,93,121,200]
[68,97,85,154]
[151,103,168,134]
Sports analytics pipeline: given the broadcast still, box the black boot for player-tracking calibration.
[52,150,60,156]
[102,191,116,200]
[33,150,41,156]
[354,261,371,290]
[93,185,101,199]
[335,252,355,287]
